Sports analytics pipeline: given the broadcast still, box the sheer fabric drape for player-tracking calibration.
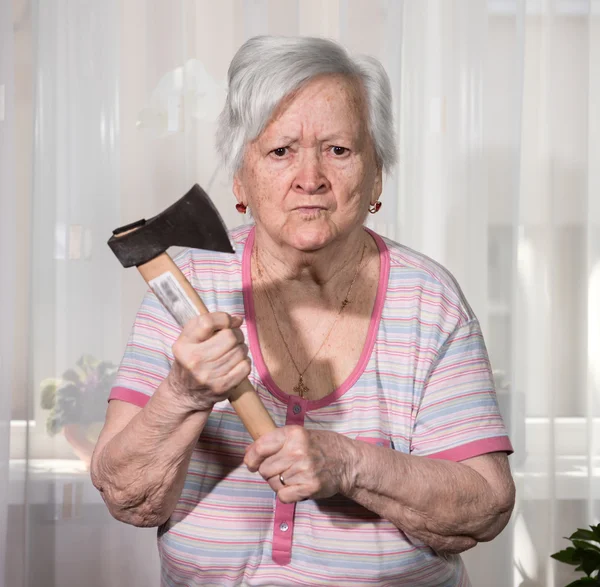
[1,0,17,582]
[4,1,598,586]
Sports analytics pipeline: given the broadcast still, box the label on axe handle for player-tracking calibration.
[149,272,199,328]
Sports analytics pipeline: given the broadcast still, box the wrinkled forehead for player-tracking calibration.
[263,73,370,138]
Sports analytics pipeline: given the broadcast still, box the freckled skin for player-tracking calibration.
[233,74,382,260]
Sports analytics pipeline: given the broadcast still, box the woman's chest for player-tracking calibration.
[254,270,382,401]
[260,310,371,398]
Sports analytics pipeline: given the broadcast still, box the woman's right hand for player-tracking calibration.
[166,312,251,413]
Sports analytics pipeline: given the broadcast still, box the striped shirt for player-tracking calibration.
[110,225,513,586]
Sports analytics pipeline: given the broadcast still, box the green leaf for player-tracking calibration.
[76,354,98,373]
[564,578,600,587]
[97,361,117,380]
[551,547,582,566]
[579,550,600,576]
[573,540,600,553]
[76,355,90,368]
[591,525,600,543]
[40,377,59,389]
[570,530,600,543]
[61,368,83,385]
[46,412,62,436]
[39,380,58,409]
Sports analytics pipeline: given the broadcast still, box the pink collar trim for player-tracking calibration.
[242,227,390,410]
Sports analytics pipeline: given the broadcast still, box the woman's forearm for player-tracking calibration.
[342,441,515,554]
[90,380,209,528]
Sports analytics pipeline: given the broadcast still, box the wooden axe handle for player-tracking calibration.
[137,252,277,440]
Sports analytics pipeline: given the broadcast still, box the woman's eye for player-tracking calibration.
[271,147,288,157]
[331,146,349,156]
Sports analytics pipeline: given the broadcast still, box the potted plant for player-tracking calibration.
[40,355,117,468]
[551,524,600,586]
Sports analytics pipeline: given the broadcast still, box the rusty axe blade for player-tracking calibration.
[107,184,276,441]
[108,184,234,268]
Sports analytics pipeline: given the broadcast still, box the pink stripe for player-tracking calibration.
[387,288,466,321]
[393,251,470,322]
[189,258,240,267]
[133,321,178,339]
[427,367,490,387]
[424,389,494,410]
[125,341,170,357]
[425,436,514,461]
[272,499,296,565]
[134,317,180,338]
[109,386,150,408]
[384,292,464,313]
[430,359,488,378]
[116,374,163,388]
[417,426,508,450]
[243,227,390,411]
[189,265,241,274]
[418,415,502,436]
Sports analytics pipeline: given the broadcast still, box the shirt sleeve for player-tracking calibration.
[108,286,180,408]
[410,319,513,462]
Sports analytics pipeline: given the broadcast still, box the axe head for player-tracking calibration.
[108,184,234,267]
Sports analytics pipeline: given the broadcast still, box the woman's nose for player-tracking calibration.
[293,152,330,195]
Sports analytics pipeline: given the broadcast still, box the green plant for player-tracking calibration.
[40,355,117,436]
[551,524,600,586]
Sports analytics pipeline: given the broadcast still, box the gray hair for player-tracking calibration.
[216,36,397,176]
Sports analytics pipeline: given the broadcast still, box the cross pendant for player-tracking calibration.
[293,376,309,398]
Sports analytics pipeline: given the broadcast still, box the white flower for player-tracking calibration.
[136,58,225,135]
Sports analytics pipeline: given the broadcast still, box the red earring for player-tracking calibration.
[369,201,382,214]
[235,203,247,214]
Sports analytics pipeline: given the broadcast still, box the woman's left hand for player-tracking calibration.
[243,426,356,503]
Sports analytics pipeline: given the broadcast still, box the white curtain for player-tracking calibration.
[4,1,599,586]
[1,0,17,581]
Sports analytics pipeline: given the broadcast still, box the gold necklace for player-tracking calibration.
[254,242,367,398]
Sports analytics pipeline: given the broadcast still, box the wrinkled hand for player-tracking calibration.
[166,312,251,413]
[244,426,356,503]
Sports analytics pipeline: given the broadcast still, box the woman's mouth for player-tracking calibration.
[295,206,325,213]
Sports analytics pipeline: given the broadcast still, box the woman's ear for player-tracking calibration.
[371,167,383,205]
[233,174,246,205]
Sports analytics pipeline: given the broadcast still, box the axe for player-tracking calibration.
[108,184,276,440]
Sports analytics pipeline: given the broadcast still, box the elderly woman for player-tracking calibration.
[91,36,515,586]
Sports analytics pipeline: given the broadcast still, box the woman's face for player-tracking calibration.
[234,74,382,252]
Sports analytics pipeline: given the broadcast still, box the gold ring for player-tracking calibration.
[279,474,286,486]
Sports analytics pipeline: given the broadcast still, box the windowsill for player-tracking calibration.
[8,458,102,507]
[9,417,600,504]
[9,419,95,461]
[488,0,594,16]
[10,416,600,459]
[513,455,600,500]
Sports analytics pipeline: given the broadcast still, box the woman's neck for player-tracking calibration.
[252,226,372,295]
